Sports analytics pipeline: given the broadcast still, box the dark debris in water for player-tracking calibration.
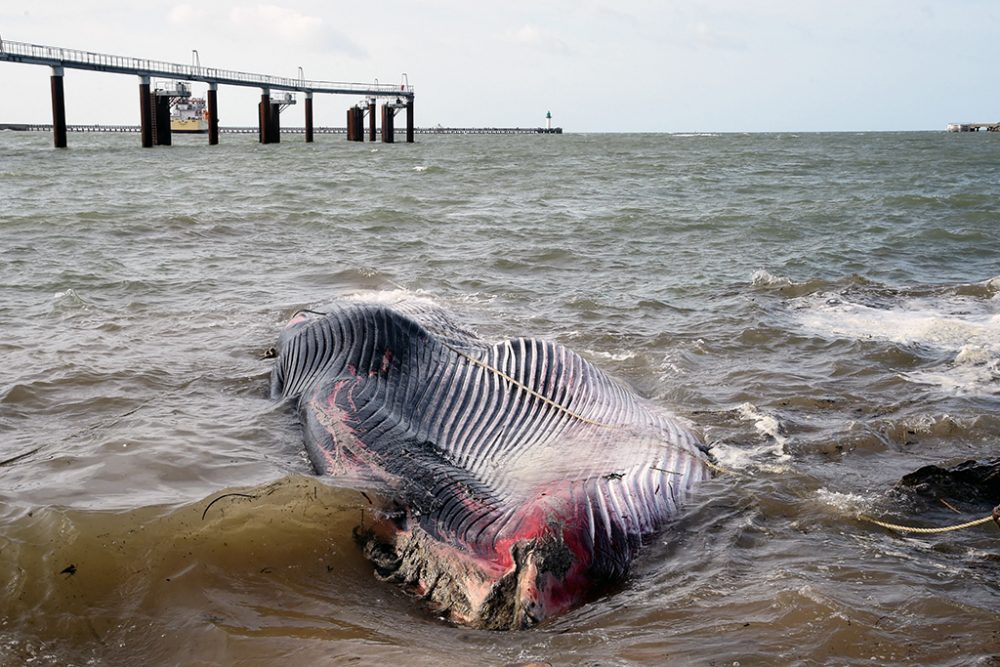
[894,459,1000,527]
[200,492,260,521]
[0,447,40,468]
[897,458,1000,506]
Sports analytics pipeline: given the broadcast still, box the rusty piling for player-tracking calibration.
[347,106,364,141]
[381,103,394,143]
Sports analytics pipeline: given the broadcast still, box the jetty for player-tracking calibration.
[946,122,1000,132]
[0,123,562,136]
[0,38,414,148]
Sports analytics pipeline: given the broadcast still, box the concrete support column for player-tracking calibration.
[406,97,414,143]
[258,89,271,144]
[368,100,376,141]
[139,75,153,148]
[207,83,219,145]
[50,66,67,148]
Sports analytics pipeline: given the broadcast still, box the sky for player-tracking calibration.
[1,0,998,132]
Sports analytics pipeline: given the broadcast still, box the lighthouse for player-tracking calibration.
[546,111,552,130]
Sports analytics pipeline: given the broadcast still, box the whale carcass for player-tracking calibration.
[270,300,712,629]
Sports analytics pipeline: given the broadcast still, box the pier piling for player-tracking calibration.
[346,106,364,141]
[50,67,67,148]
[304,92,313,143]
[406,98,414,143]
[207,83,219,145]
[381,103,394,143]
[368,100,376,141]
[269,100,281,143]
[153,93,172,146]
[354,106,364,141]
[139,76,153,148]
[259,90,273,144]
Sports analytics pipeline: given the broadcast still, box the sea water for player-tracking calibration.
[1,130,998,665]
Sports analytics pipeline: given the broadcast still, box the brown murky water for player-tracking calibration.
[1,131,998,666]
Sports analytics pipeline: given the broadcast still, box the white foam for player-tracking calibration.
[51,288,93,310]
[794,292,1000,395]
[584,349,637,362]
[750,269,793,288]
[708,403,791,472]
[903,362,999,395]
[342,287,439,308]
[658,352,682,375]
[707,443,756,471]
[738,402,790,458]
[955,344,994,365]
[814,488,873,515]
[797,300,999,351]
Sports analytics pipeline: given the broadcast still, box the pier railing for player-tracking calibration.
[0,39,412,98]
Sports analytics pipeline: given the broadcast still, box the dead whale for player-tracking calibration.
[270,300,712,629]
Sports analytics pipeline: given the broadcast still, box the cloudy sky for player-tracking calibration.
[1,0,997,132]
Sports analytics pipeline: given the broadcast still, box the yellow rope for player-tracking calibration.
[440,342,720,475]
[441,341,608,427]
[692,444,996,535]
[701,458,733,476]
[858,512,998,534]
[681,442,996,535]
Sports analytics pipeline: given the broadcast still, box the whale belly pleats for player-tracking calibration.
[272,301,711,625]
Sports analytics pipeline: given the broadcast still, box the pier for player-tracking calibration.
[0,38,415,148]
[0,124,563,136]
[946,122,1000,132]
